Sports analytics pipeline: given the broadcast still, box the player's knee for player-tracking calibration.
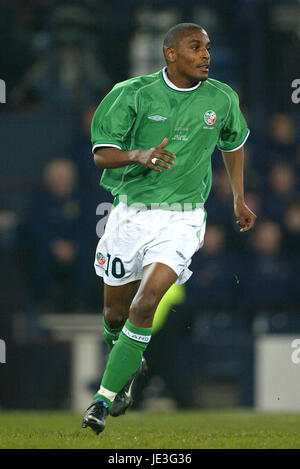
[103,305,126,329]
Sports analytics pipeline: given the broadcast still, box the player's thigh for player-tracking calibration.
[103,280,141,327]
[129,262,178,327]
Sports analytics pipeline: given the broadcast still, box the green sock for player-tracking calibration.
[99,319,152,399]
[102,316,123,350]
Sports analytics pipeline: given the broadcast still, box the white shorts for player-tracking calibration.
[94,202,206,286]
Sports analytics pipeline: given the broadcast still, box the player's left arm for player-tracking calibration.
[222,147,256,232]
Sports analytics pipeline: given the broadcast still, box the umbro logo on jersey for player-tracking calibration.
[147,115,167,121]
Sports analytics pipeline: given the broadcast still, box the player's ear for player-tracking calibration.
[165,47,176,64]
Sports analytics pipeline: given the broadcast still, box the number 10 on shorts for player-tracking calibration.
[105,253,125,278]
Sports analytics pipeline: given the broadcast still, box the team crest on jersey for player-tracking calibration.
[147,115,167,121]
[97,252,106,265]
[204,110,216,126]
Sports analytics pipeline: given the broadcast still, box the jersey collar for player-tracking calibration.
[162,67,202,92]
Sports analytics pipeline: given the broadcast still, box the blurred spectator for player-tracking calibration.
[262,163,298,222]
[69,105,113,206]
[0,203,29,317]
[212,143,261,194]
[242,220,296,312]
[70,106,99,188]
[283,200,300,256]
[0,239,27,407]
[10,3,111,109]
[0,202,37,403]
[0,203,19,254]
[265,113,299,169]
[244,191,262,220]
[242,144,262,191]
[269,113,298,153]
[68,106,113,311]
[296,145,300,171]
[206,168,234,226]
[27,158,89,312]
[0,1,299,322]
[193,3,239,86]
[129,7,180,77]
[187,224,241,311]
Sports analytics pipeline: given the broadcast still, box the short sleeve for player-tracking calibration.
[217,89,249,152]
[91,84,136,154]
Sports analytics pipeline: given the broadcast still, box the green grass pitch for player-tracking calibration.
[0,409,300,449]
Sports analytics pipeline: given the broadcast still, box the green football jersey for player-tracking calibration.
[91,67,249,209]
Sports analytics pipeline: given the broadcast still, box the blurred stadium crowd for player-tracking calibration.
[1,111,299,317]
[0,0,299,408]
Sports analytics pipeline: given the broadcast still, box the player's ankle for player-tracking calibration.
[93,391,115,409]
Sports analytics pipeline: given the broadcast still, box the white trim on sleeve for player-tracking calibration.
[218,129,250,153]
[92,143,122,154]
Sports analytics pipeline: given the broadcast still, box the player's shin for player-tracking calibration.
[94,319,152,408]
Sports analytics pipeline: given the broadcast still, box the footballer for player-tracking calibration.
[82,23,256,434]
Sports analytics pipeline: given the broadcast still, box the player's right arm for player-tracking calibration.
[94,138,176,173]
[91,82,175,173]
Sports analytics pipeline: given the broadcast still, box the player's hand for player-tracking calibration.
[234,199,256,232]
[134,138,176,172]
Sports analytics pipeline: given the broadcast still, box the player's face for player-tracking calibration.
[174,29,211,82]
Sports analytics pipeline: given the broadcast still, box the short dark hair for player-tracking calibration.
[163,23,205,60]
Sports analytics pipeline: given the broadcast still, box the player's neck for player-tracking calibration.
[165,68,200,89]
